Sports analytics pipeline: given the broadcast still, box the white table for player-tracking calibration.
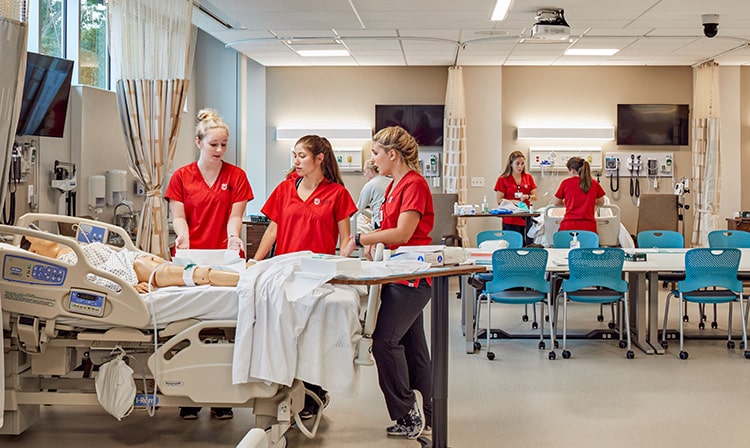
[464,248,750,355]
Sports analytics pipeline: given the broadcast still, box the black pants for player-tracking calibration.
[373,281,432,424]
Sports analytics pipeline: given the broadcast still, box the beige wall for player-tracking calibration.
[742,67,750,212]
[502,66,694,238]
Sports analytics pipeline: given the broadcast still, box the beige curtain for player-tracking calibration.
[0,3,28,215]
[691,61,721,247]
[109,0,195,258]
[0,0,28,431]
[443,66,469,242]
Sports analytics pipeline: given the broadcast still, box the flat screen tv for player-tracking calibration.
[616,104,689,146]
[16,52,75,138]
[375,104,444,147]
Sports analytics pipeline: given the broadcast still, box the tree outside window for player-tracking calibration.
[40,0,64,57]
[79,0,107,88]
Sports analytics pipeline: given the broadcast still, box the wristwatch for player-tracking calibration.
[355,233,363,247]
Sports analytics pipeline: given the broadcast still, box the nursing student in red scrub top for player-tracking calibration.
[340,126,434,441]
[253,134,357,419]
[552,156,605,233]
[494,150,537,245]
[165,108,254,421]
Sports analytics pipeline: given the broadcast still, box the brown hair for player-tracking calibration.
[292,135,345,185]
[195,108,229,140]
[500,150,527,177]
[372,126,421,173]
[566,157,593,193]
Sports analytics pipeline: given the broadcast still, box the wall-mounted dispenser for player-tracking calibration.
[106,169,128,206]
[88,175,106,213]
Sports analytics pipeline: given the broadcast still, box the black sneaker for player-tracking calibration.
[299,388,330,420]
[405,390,425,440]
[179,407,200,420]
[211,408,234,420]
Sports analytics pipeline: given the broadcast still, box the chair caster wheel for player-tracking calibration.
[683,315,689,322]
[618,340,627,349]
[698,322,705,330]
[538,341,545,350]
[562,350,571,359]
[679,351,689,360]
[522,315,529,322]
[531,322,538,329]
[596,315,604,322]
[711,322,718,329]
[554,340,560,348]
[487,351,495,360]
[727,341,735,349]
[473,341,482,351]
[661,341,668,349]
[626,350,635,359]
[741,342,745,350]
[548,351,556,360]
[545,315,550,322]
[744,351,750,359]
[608,322,616,330]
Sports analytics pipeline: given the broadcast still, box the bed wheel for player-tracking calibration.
[265,429,287,448]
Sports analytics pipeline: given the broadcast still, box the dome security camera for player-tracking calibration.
[702,14,720,38]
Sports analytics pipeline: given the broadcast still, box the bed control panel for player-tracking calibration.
[68,289,106,317]
[2,254,68,286]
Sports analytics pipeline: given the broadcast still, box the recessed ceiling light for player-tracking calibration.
[296,49,350,57]
[565,48,619,56]
[490,0,513,21]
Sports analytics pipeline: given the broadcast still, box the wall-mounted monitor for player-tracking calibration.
[375,104,444,147]
[616,104,689,146]
[16,52,75,138]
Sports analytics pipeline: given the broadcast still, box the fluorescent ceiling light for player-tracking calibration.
[565,48,620,56]
[490,0,513,21]
[296,49,350,57]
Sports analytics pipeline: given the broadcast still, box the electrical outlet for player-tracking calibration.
[470,177,485,187]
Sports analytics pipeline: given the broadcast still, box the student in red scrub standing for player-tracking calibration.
[340,126,434,440]
[253,134,357,419]
[494,150,537,245]
[165,108,253,420]
[552,156,605,233]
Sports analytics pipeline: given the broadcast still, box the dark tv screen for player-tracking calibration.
[616,104,689,146]
[375,104,444,146]
[16,52,75,138]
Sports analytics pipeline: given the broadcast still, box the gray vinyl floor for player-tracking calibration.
[4,280,750,448]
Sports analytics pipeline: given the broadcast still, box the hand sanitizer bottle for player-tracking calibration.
[569,232,580,249]
[481,195,489,214]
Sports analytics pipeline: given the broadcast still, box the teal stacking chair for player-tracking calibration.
[661,248,749,360]
[476,248,553,360]
[473,230,535,329]
[707,230,750,248]
[557,248,634,360]
[637,230,694,333]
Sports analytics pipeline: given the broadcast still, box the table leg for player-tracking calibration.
[646,271,666,354]
[628,272,655,354]
[462,275,476,353]
[431,275,450,448]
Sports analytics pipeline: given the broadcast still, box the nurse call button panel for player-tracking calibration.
[3,254,68,286]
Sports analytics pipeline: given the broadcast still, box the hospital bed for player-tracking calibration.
[0,213,369,448]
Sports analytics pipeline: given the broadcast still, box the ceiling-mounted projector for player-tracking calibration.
[531,8,570,40]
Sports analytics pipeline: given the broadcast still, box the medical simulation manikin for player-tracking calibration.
[24,236,242,293]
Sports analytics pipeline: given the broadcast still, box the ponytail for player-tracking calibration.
[566,157,593,193]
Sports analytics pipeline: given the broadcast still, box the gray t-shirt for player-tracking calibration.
[357,175,391,227]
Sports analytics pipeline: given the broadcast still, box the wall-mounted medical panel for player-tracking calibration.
[604,152,673,178]
[528,147,602,172]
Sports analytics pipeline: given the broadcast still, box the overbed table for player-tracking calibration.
[333,264,485,448]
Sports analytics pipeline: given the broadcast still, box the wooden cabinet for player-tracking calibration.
[244,221,269,259]
[726,218,750,233]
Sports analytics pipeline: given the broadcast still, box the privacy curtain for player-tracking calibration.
[443,66,469,242]
[0,1,28,429]
[108,0,195,258]
[691,61,721,247]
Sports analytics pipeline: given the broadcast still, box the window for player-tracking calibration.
[40,0,65,57]
[78,0,108,88]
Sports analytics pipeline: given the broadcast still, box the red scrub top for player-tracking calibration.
[165,162,253,251]
[261,177,357,255]
[380,170,434,251]
[493,172,536,226]
[554,176,605,233]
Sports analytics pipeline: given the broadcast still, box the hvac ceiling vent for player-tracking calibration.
[530,9,570,41]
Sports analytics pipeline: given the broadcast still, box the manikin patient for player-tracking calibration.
[23,236,243,293]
